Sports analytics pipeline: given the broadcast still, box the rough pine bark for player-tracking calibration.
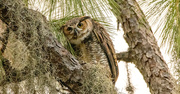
[114,0,176,94]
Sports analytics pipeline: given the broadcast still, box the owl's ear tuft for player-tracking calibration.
[80,16,91,22]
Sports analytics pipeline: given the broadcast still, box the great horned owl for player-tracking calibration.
[61,16,119,83]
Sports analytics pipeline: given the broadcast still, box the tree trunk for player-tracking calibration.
[113,0,176,94]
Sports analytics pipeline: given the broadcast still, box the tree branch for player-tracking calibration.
[116,49,134,62]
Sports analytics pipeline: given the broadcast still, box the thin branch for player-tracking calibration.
[116,49,135,62]
[125,63,134,94]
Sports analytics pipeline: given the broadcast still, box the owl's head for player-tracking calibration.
[61,16,93,45]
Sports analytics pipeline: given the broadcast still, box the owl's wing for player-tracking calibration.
[92,21,119,83]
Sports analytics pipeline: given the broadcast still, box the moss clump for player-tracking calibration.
[80,64,117,94]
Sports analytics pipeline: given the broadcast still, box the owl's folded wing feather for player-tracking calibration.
[92,21,119,83]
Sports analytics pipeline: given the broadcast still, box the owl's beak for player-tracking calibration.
[74,28,79,36]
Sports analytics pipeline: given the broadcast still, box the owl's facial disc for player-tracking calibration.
[71,21,85,38]
[63,17,93,45]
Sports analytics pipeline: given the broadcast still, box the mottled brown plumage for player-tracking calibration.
[61,16,119,83]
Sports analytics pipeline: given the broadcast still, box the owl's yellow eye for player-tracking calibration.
[77,22,83,28]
